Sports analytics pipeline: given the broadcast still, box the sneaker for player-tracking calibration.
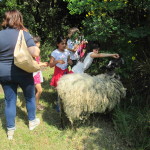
[7,130,15,140]
[29,118,40,130]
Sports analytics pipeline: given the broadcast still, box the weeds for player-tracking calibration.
[113,105,150,150]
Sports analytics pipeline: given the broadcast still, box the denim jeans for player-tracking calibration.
[1,75,36,130]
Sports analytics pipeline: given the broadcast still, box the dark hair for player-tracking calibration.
[33,36,41,43]
[56,36,66,44]
[80,41,100,62]
[1,10,27,31]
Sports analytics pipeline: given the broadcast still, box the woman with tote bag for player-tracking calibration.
[0,10,40,140]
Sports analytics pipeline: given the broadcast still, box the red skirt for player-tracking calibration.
[50,66,69,87]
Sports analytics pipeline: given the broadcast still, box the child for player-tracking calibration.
[49,36,72,112]
[76,36,88,59]
[49,36,72,87]
[33,36,48,111]
[72,41,119,74]
[67,27,80,68]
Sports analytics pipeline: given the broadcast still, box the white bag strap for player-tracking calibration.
[20,30,25,41]
[18,30,23,39]
[16,30,23,46]
[17,30,27,48]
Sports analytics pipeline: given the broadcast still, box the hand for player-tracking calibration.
[57,60,65,64]
[43,62,49,67]
[73,44,79,52]
[39,62,48,67]
[112,54,119,58]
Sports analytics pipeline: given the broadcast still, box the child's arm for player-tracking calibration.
[49,56,65,68]
[39,62,48,67]
[66,44,78,52]
[90,53,119,58]
[67,56,73,65]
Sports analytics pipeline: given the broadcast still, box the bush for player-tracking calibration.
[113,105,150,149]
[40,41,55,62]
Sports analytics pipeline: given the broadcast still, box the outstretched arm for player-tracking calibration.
[90,53,119,58]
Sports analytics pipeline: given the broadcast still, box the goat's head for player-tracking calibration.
[105,57,124,79]
[106,57,124,71]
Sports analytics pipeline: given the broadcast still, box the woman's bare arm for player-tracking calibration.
[28,46,40,57]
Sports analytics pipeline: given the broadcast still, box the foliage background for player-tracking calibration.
[0,0,150,149]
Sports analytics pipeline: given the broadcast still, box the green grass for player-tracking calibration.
[0,68,131,150]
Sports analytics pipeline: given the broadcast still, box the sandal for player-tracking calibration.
[37,104,44,111]
[39,104,45,109]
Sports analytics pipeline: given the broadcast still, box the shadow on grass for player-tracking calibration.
[72,113,128,150]
[41,90,65,130]
[42,77,52,90]
[0,98,6,131]
[59,112,128,150]
[0,97,29,131]
[16,105,29,126]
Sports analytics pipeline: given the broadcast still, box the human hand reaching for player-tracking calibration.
[39,62,48,67]
[112,54,119,58]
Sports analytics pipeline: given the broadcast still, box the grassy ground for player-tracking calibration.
[0,68,132,150]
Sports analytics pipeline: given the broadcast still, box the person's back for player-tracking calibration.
[72,52,94,73]
[0,29,18,65]
[0,28,36,79]
[0,10,40,140]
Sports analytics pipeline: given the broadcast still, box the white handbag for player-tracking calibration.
[14,30,40,73]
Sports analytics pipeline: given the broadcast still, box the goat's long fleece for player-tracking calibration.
[57,73,126,124]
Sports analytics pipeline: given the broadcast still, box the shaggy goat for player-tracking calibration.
[57,58,126,124]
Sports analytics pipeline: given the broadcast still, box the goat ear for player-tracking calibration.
[121,58,125,65]
[107,60,112,66]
